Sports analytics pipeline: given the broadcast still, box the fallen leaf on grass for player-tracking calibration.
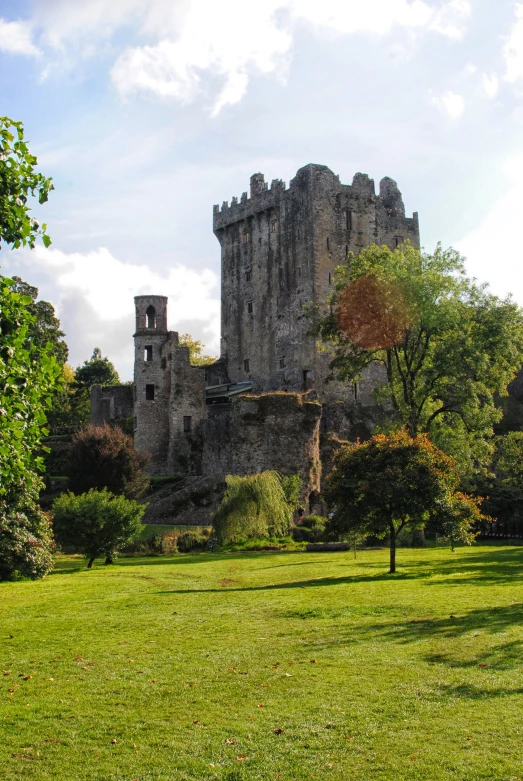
[19,675,31,680]
[310,660,317,664]
[225,739,237,745]
[12,753,34,760]
[3,671,11,676]
[273,729,284,734]
[74,656,84,662]
[236,755,247,761]
[257,704,265,708]
[479,664,487,668]
[410,756,416,760]
[111,739,117,744]
[193,720,200,724]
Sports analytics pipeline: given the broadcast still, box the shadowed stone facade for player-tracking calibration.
[91,163,420,517]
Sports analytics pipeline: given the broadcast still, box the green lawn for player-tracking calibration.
[1,545,522,781]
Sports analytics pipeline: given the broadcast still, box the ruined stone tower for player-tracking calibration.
[213,163,419,398]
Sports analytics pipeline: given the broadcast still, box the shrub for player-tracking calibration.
[52,489,145,567]
[177,530,207,553]
[0,501,54,581]
[291,515,327,543]
[65,424,149,499]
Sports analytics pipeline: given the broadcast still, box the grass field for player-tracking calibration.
[1,545,522,781]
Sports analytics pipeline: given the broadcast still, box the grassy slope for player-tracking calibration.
[1,545,522,781]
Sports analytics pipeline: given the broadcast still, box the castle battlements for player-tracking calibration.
[213,164,418,232]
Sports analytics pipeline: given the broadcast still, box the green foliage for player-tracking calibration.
[52,488,145,567]
[65,423,150,499]
[325,429,484,572]
[0,277,61,497]
[312,243,523,472]
[0,496,53,581]
[213,471,297,544]
[282,473,301,507]
[291,515,327,543]
[176,529,208,553]
[178,333,216,366]
[0,116,53,250]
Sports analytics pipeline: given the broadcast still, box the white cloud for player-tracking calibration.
[504,4,523,83]
[457,154,523,305]
[482,72,499,99]
[13,246,220,378]
[432,89,465,118]
[0,18,39,56]
[29,0,472,114]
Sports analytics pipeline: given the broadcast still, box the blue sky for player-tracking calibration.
[1,0,522,379]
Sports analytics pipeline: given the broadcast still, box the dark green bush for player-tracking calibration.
[292,515,327,542]
[177,530,207,553]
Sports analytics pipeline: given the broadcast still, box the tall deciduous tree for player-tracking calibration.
[325,430,483,573]
[0,118,58,579]
[312,243,523,472]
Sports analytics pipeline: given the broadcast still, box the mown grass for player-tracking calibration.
[1,545,522,781]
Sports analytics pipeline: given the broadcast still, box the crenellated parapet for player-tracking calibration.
[213,173,288,230]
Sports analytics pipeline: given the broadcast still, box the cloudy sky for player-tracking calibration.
[0,0,522,379]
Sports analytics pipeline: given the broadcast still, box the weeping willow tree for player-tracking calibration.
[213,471,299,544]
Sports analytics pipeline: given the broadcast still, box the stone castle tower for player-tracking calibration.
[92,164,420,507]
[213,163,419,397]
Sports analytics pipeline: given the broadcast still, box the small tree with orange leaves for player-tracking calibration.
[325,430,483,573]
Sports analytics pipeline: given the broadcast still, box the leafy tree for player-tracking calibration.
[312,243,523,472]
[65,423,149,499]
[213,471,298,544]
[0,116,53,250]
[10,276,68,364]
[179,333,216,366]
[70,348,120,428]
[52,489,145,568]
[75,347,120,388]
[0,118,58,579]
[325,430,483,573]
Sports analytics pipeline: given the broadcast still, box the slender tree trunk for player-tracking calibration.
[87,557,95,569]
[105,555,114,565]
[389,522,396,574]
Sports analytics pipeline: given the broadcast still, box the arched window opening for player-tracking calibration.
[146,305,156,329]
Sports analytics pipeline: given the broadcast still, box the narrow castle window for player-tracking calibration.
[354,382,358,401]
[244,359,250,372]
[328,272,332,285]
[271,222,277,233]
[297,267,301,277]
[146,384,155,401]
[326,237,330,251]
[247,300,253,314]
[394,237,401,247]
[246,270,251,282]
[144,345,153,362]
[279,356,286,369]
[345,210,352,230]
[241,231,249,243]
[146,305,156,329]
[134,416,137,430]
[183,416,192,433]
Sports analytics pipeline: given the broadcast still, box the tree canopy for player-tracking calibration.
[213,471,299,544]
[75,347,120,388]
[179,333,216,366]
[312,243,523,472]
[0,117,58,579]
[66,423,149,499]
[0,116,53,250]
[325,430,483,573]
[52,489,145,568]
